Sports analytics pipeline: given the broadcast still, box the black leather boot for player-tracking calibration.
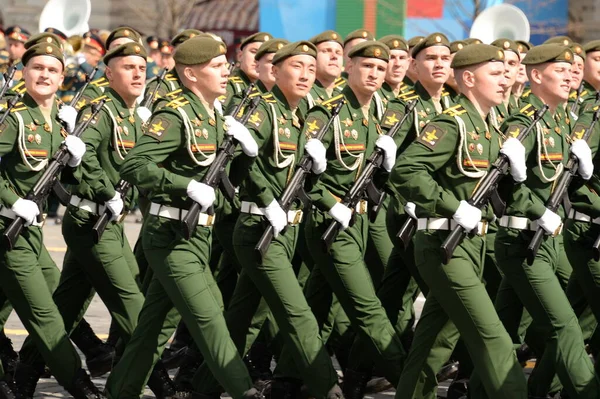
[447,378,469,399]
[342,368,369,399]
[436,361,459,383]
[13,362,43,399]
[68,368,105,399]
[174,346,203,391]
[147,360,177,399]
[269,378,301,399]
[0,380,16,399]
[70,319,116,377]
[0,331,17,377]
[243,387,264,398]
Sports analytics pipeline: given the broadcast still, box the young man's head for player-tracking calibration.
[411,33,452,89]
[345,41,390,99]
[405,36,424,83]
[451,44,508,113]
[82,32,106,67]
[379,35,410,89]
[523,44,573,109]
[514,41,533,86]
[175,37,230,103]
[490,39,522,92]
[569,44,585,90]
[104,42,148,105]
[22,43,65,100]
[5,26,30,62]
[146,36,163,66]
[105,27,142,51]
[343,29,374,69]
[583,40,600,90]
[254,38,289,90]
[238,32,273,81]
[446,40,467,91]
[310,30,344,85]
[271,41,317,106]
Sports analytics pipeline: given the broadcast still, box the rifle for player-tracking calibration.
[528,100,600,264]
[254,100,345,263]
[70,66,99,108]
[141,68,168,108]
[321,100,417,251]
[0,93,23,125]
[0,65,16,100]
[181,84,260,239]
[570,82,584,116]
[437,105,549,265]
[2,99,106,250]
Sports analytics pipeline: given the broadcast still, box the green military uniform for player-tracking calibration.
[105,37,257,399]
[0,26,30,83]
[493,44,599,399]
[192,41,341,399]
[18,44,149,374]
[0,44,99,393]
[61,32,106,104]
[564,43,587,118]
[392,44,528,399]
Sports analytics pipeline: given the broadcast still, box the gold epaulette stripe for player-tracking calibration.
[166,97,189,108]
[398,90,416,99]
[92,77,108,87]
[322,93,344,107]
[262,93,277,103]
[443,104,466,116]
[441,90,449,97]
[91,95,110,104]
[165,73,177,81]
[519,104,534,117]
[10,104,26,112]
[333,77,345,88]
[229,76,244,83]
[166,88,182,99]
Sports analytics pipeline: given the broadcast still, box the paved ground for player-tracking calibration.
[3,207,438,398]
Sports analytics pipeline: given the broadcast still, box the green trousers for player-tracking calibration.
[396,230,527,399]
[19,207,144,365]
[0,217,82,389]
[494,227,599,399]
[105,214,253,399]
[304,208,405,386]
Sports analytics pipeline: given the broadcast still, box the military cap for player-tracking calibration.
[379,35,409,52]
[22,43,65,67]
[44,28,67,41]
[343,29,374,46]
[174,36,227,65]
[544,36,572,47]
[407,36,424,49]
[159,39,172,55]
[103,42,148,65]
[515,40,533,52]
[5,26,30,42]
[451,43,505,68]
[584,40,600,53]
[490,38,521,59]
[521,44,573,65]
[106,27,142,49]
[171,29,203,47]
[449,40,467,54]
[255,39,290,61]
[348,41,390,62]
[240,32,273,50]
[272,41,317,65]
[25,33,62,50]
[464,38,482,45]
[571,42,585,60]
[309,30,343,47]
[411,33,450,58]
[83,32,106,55]
[146,35,160,50]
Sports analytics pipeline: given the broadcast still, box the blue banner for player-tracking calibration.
[259,0,336,41]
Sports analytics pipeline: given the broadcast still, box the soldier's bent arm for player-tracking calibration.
[0,117,21,206]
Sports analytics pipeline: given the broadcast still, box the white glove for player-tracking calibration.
[304,139,327,174]
[106,192,124,221]
[11,198,40,227]
[570,139,594,180]
[452,200,482,231]
[405,202,417,219]
[136,107,152,123]
[58,105,78,133]
[186,180,216,212]
[64,135,86,167]
[260,199,287,238]
[537,208,562,235]
[500,137,527,182]
[375,135,397,172]
[329,202,352,230]
[224,115,258,157]
[214,99,223,116]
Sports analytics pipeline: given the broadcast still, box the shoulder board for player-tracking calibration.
[321,93,344,109]
[91,95,111,104]
[569,90,578,100]
[261,93,277,103]
[165,88,182,99]
[248,85,262,98]
[91,77,108,87]
[10,102,26,113]
[398,90,418,101]
[441,90,450,97]
[521,89,531,98]
[165,73,178,81]
[333,77,346,88]
[12,81,26,94]
[166,96,190,109]
[442,104,466,117]
[519,104,535,117]
[229,76,244,84]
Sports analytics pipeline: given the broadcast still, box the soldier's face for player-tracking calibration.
[467,61,507,109]
[414,46,451,86]
[503,51,520,90]
[346,57,387,96]
[515,52,528,84]
[106,56,147,101]
[240,42,261,81]
[530,62,572,104]
[193,54,230,98]
[23,56,64,98]
[386,49,409,86]
[316,42,343,80]
[7,39,25,60]
[570,55,584,90]
[257,52,276,88]
[273,54,316,102]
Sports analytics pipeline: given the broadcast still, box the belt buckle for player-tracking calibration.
[291,210,303,225]
[206,214,215,227]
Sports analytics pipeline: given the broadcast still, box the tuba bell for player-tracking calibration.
[469,4,530,44]
[39,0,91,37]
